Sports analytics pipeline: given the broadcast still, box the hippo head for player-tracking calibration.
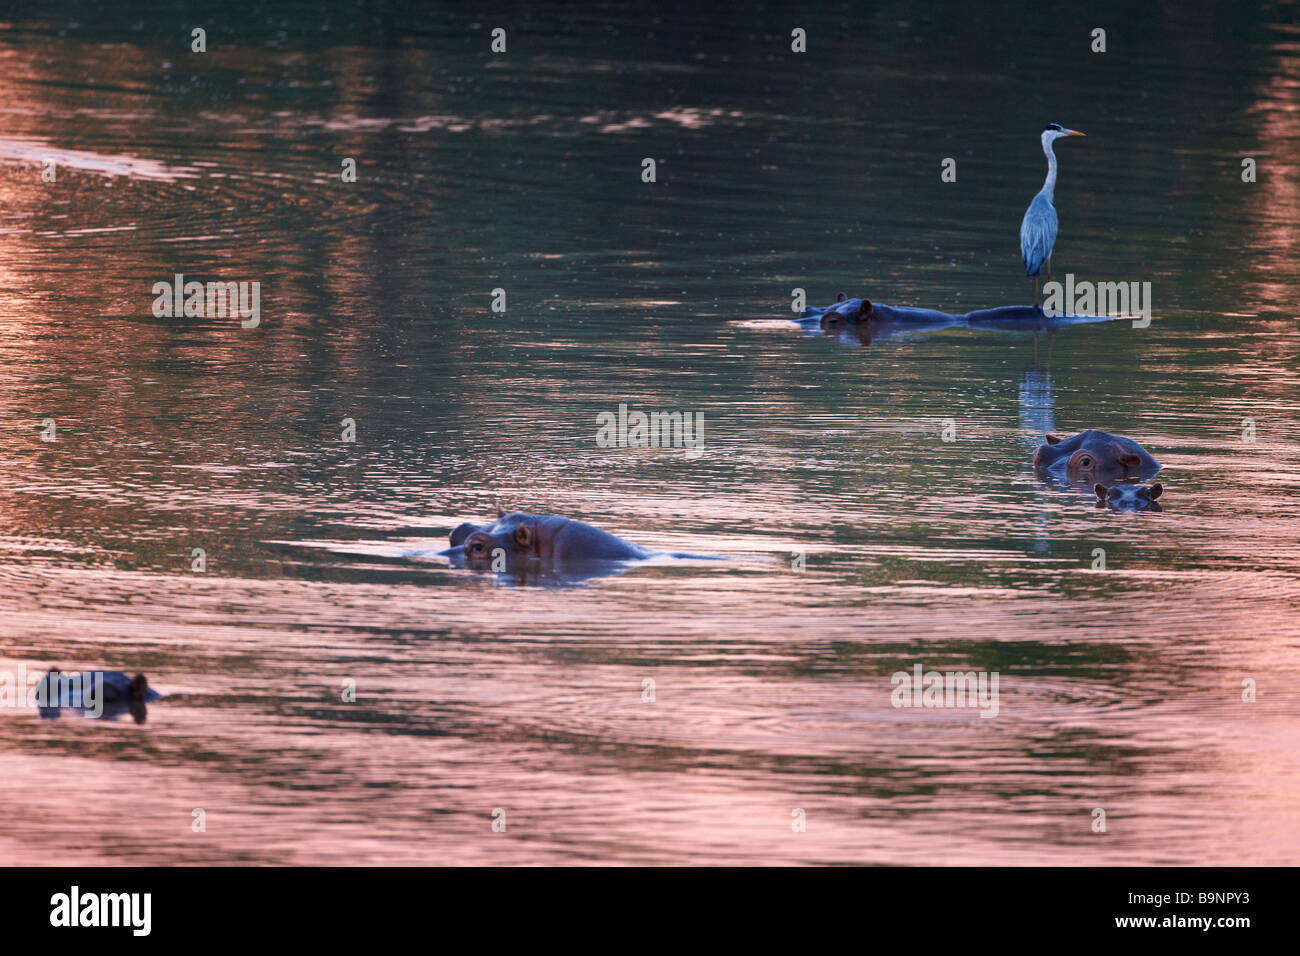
[447,511,650,565]
[1033,429,1161,484]
[1096,482,1163,511]
[819,293,871,329]
[449,510,542,563]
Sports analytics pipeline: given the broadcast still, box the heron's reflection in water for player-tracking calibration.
[1020,332,1056,444]
[1021,333,1057,552]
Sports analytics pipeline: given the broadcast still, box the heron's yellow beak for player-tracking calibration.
[1068,129,1086,136]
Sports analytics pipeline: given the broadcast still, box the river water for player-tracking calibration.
[1,1,1298,864]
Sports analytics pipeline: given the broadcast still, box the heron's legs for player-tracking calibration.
[1033,276,1039,308]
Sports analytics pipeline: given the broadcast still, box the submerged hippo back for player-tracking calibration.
[538,515,651,561]
[866,302,961,324]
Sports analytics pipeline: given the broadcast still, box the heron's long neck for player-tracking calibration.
[1040,137,1058,201]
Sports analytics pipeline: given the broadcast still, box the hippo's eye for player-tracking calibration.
[1078,456,1092,467]
[467,540,488,557]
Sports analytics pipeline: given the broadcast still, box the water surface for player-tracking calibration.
[1,1,1298,865]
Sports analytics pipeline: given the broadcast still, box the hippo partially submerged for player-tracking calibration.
[449,511,650,562]
[444,511,715,568]
[1034,429,1162,484]
[797,293,1115,333]
[1095,482,1164,512]
[33,670,162,724]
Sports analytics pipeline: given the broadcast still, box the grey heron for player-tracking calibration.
[1020,123,1085,305]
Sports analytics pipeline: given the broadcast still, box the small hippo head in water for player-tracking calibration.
[1034,429,1161,484]
[34,669,161,724]
[448,511,651,564]
[1096,482,1163,511]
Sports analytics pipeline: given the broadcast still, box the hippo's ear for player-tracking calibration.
[860,299,872,317]
[1149,483,1163,500]
[514,523,533,550]
[1046,434,1062,445]
[1094,484,1107,500]
[836,292,846,302]
[496,501,505,519]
